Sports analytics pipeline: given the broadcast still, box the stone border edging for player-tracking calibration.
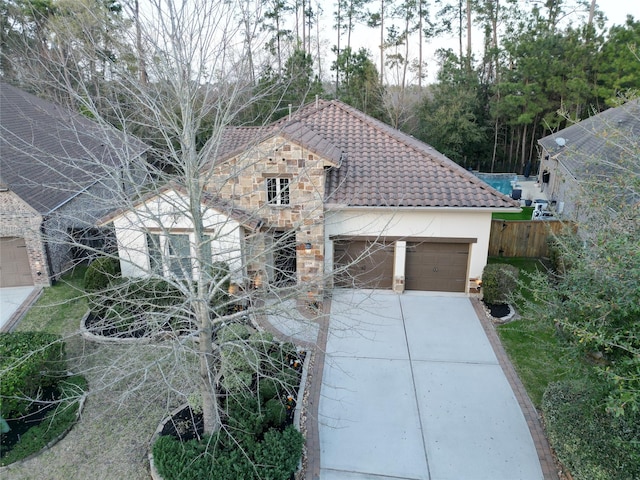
[0,393,87,471]
[80,310,155,344]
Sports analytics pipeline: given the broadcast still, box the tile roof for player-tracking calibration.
[0,82,146,214]
[538,99,640,183]
[220,100,517,209]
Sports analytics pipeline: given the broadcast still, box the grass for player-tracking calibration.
[16,266,88,336]
[488,256,581,407]
[492,206,534,220]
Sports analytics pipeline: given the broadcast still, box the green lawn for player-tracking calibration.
[16,266,88,336]
[488,256,580,407]
[492,206,534,220]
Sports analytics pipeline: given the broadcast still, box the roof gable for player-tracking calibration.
[0,82,146,214]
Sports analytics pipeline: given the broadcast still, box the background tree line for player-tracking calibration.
[1,0,638,171]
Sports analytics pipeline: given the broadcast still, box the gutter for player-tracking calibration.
[324,204,522,213]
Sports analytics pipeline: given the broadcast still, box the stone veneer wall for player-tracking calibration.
[212,136,327,300]
[0,191,50,286]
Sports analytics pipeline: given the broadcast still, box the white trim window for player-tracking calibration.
[145,232,193,279]
[266,178,290,205]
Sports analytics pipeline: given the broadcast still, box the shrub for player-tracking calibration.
[253,425,305,480]
[258,378,279,404]
[84,256,120,292]
[217,323,251,344]
[0,332,66,418]
[542,381,640,480]
[482,263,519,305]
[263,398,286,429]
[153,425,304,480]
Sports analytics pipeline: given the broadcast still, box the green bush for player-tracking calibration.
[218,323,251,344]
[253,425,304,480]
[263,398,286,429]
[481,263,519,305]
[542,381,640,480]
[153,425,304,480]
[0,375,87,465]
[84,256,120,292]
[0,332,66,418]
[258,378,278,404]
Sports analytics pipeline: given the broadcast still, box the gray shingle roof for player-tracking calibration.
[538,99,640,183]
[0,82,146,214]
[220,100,517,208]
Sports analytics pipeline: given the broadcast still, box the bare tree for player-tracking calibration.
[2,0,329,449]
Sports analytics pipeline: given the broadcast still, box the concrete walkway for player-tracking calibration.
[317,290,545,480]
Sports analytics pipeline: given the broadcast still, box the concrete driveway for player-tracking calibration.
[318,290,544,480]
[0,286,38,331]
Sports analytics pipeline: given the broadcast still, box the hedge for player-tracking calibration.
[542,381,640,480]
[0,332,66,418]
[153,425,304,480]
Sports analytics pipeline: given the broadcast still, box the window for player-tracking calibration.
[167,234,192,278]
[267,178,290,205]
[147,233,162,273]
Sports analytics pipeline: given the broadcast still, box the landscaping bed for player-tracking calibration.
[151,323,306,480]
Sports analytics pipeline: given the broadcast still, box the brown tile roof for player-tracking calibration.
[0,82,147,214]
[220,100,518,209]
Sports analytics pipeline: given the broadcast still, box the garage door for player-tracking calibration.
[405,242,469,292]
[0,237,34,287]
[333,240,394,289]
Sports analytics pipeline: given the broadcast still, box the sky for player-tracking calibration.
[342,0,640,83]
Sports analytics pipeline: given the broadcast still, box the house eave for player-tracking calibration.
[324,204,522,214]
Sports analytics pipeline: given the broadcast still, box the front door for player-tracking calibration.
[274,231,296,286]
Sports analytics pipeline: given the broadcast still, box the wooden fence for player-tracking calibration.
[488,219,576,258]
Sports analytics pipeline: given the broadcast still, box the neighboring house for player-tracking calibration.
[0,82,147,287]
[104,100,519,298]
[538,99,640,221]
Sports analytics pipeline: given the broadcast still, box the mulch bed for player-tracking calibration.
[84,312,151,338]
[160,405,204,442]
[484,302,511,319]
[0,386,60,455]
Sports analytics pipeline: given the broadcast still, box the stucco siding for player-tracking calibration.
[324,208,493,282]
[112,190,245,281]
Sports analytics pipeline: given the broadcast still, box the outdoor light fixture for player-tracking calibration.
[305,242,312,250]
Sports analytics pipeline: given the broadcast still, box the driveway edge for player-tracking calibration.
[303,297,331,480]
[470,297,560,480]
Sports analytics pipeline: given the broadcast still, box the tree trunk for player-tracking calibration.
[380,0,385,85]
[418,0,423,88]
[198,302,220,434]
[466,0,472,72]
[134,0,148,85]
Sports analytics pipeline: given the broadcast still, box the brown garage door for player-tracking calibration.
[0,237,34,287]
[405,242,469,292]
[333,240,394,289]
